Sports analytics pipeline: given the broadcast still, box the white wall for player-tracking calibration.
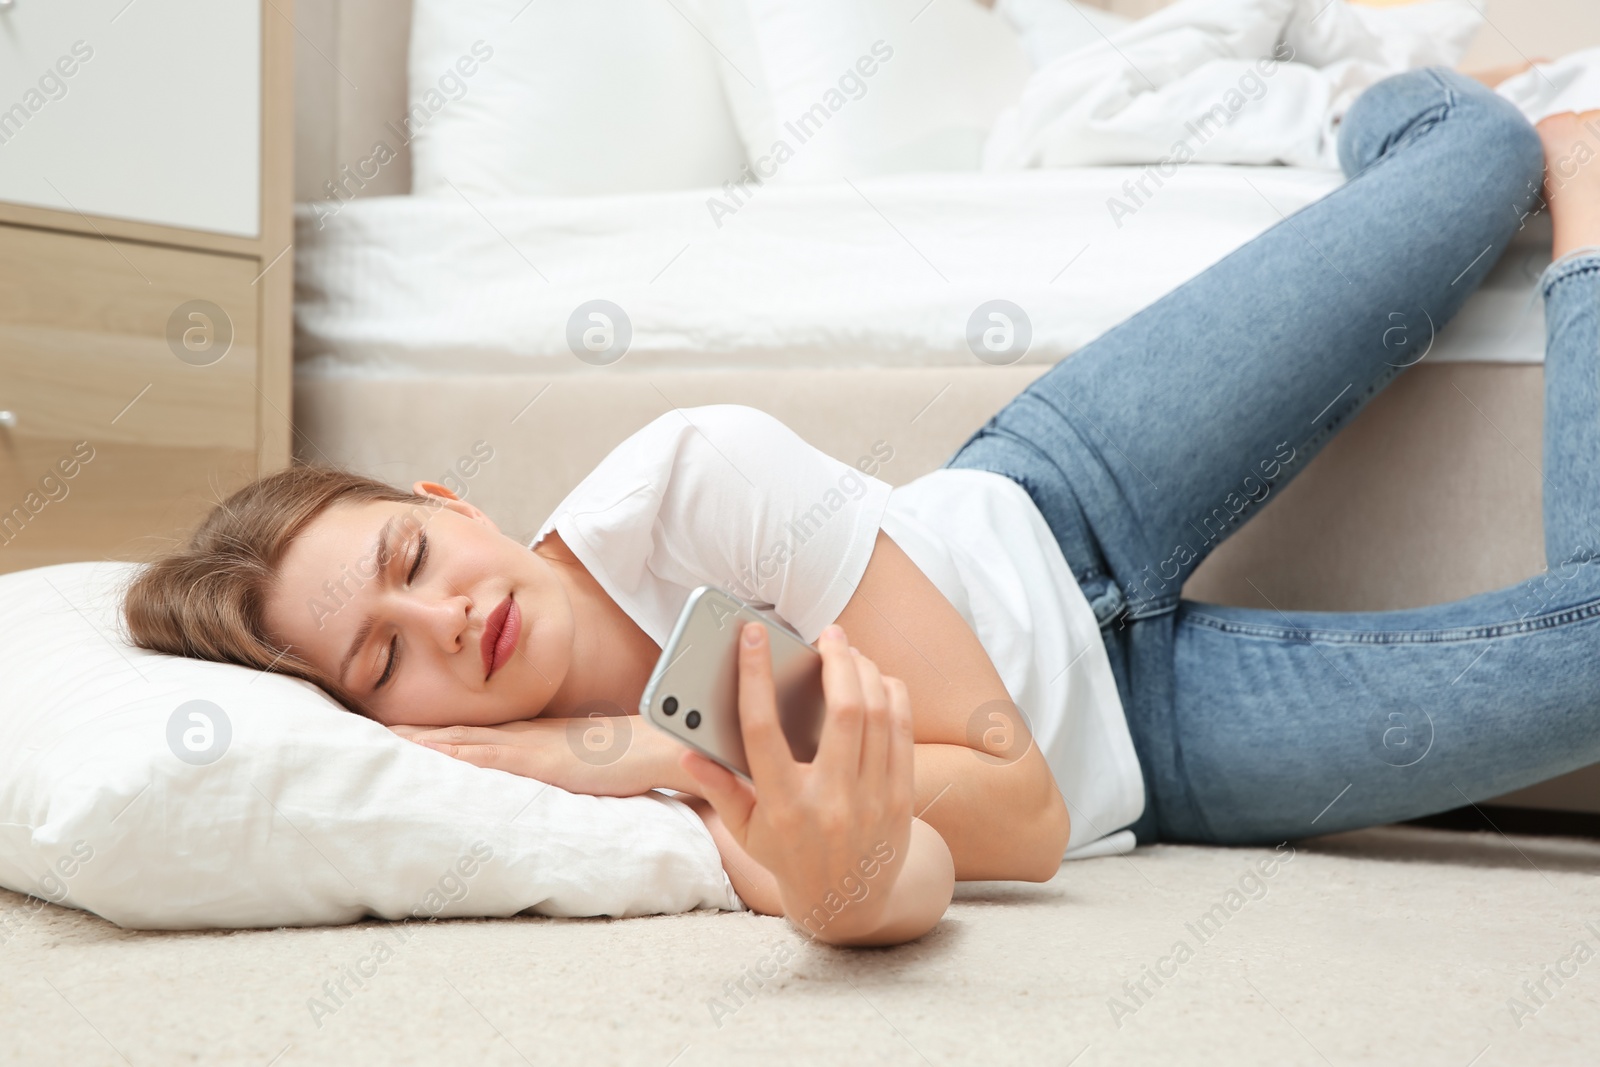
[293,0,412,203]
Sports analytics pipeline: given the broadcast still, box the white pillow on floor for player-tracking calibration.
[0,561,742,929]
[704,0,1032,183]
[408,0,749,196]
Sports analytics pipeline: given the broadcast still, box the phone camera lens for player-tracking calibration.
[662,696,678,716]
[685,710,701,730]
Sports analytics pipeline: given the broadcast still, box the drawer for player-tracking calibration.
[0,0,261,236]
[0,223,261,572]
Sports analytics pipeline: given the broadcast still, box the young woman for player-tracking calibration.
[126,68,1600,948]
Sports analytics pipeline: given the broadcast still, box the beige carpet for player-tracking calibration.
[3,824,1598,1066]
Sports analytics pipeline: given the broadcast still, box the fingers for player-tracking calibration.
[736,621,800,794]
[884,675,915,813]
[409,726,496,742]
[397,720,549,744]
[406,724,506,746]
[814,624,866,777]
[681,750,757,841]
[852,647,891,788]
[414,740,512,773]
[405,725,538,776]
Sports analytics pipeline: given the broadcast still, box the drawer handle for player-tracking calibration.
[0,411,16,429]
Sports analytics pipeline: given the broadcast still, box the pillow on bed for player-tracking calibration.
[0,561,743,930]
[703,0,1031,183]
[407,0,749,197]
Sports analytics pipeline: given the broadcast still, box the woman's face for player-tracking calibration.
[263,484,575,727]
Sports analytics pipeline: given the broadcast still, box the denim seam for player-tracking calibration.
[1125,597,1179,621]
[1423,67,1460,109]
[1295,361,1404,466]
[1542,258,1600,300]
[1017,381,1183,611]
[1181,595,1600,644]
[1108,72,1456,616]
[1374,68,1456,164]
[1282,76,1454,451]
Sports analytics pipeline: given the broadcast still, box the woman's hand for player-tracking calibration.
[681,622,919,944]
[391,713,695,798]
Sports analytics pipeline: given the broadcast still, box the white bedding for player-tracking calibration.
[294,164,1553,378]
[985,0,1600,173]
[984,0,1484,171]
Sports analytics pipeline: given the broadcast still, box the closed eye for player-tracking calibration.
[376,635,398,690]
[407,531,428,584]
[375,532,428,690]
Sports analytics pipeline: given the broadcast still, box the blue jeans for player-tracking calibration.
[946,68,1600,846]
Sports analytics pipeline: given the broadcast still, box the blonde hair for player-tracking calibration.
[122,465,434,714]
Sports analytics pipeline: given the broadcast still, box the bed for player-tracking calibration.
[289,0,1594,815]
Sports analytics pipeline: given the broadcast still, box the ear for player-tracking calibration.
[412,480,500,533]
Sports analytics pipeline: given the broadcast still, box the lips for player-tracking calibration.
[481,594,520,679]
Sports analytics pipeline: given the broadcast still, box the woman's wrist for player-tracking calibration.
[631,718,703,796]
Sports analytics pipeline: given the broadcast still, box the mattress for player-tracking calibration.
[293,165,1555,378]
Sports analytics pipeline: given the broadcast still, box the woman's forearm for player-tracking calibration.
[912,743,1070,882]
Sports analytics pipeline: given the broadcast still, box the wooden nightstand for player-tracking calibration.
[0,0,293,573]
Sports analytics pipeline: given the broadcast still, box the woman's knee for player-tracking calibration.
[1338,68,1543,207]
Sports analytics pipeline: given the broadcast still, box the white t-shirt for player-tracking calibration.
[528,404,1145,860]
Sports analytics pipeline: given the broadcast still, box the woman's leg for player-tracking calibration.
[944,68,1547,843]
[946,68,1545,626]
[1164,248,1600,845]
[1538,110,1600,568]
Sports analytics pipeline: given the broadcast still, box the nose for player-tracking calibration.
[397,591,471,654]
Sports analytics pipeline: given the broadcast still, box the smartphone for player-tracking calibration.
[640,585,826,782]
